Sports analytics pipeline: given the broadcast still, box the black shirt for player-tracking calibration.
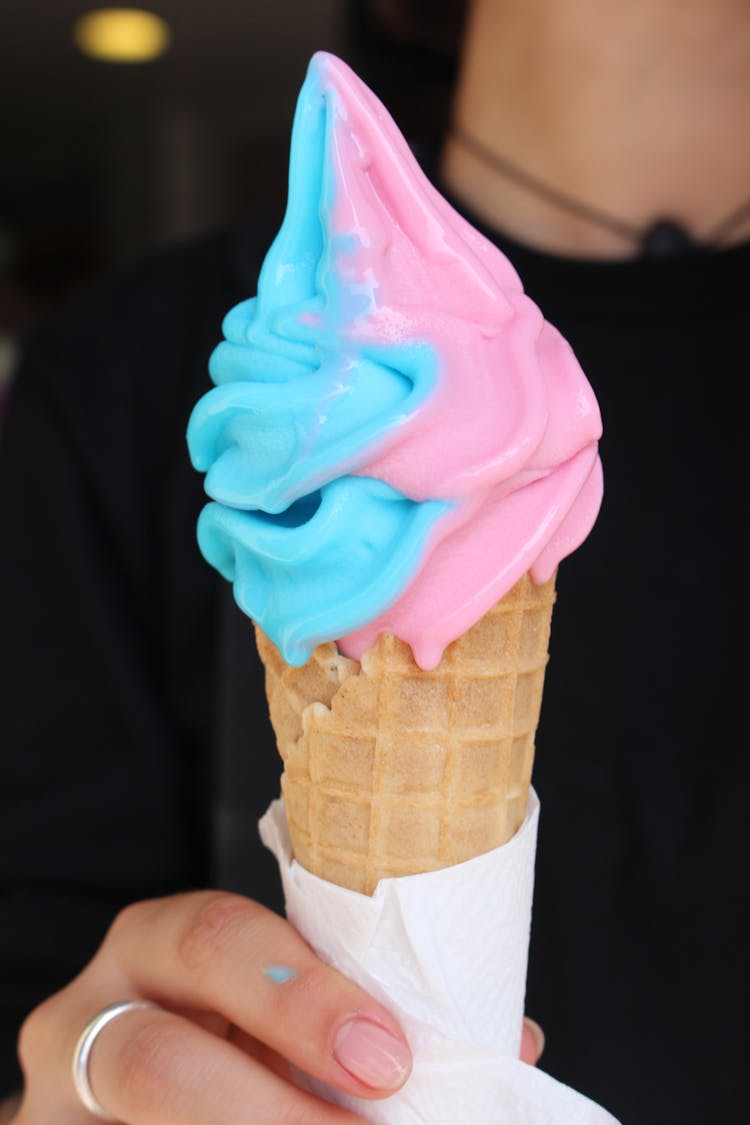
[1,216,747,1123]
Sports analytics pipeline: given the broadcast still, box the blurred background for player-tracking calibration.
[0,0,466,409]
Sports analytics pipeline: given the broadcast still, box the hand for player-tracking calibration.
[12,891,413,1123]
[9,890,545,1123]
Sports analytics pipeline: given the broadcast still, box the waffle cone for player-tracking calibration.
[255,572,556,894]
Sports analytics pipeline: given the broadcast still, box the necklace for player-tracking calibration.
[451,125,750,258]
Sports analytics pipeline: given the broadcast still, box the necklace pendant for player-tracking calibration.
[641,219,699,258]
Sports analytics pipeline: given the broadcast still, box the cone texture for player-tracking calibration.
[256,573,556,894]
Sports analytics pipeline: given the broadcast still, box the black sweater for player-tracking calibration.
[1,215,748,1123]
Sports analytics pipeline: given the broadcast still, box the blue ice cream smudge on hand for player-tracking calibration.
[263,964,298,984]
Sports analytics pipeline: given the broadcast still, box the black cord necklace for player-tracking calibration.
[451,125,750,258]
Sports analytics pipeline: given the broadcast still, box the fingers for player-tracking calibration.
[102,892,411,1099]
[520,1017,545,1066]
[89,1004,363,1125]
[20,993,364,1125]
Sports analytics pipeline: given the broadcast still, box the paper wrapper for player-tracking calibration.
[260,793,619,1124]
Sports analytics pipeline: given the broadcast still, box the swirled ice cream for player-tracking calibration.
[187,51,602,670]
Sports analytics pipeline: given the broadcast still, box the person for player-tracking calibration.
[1,0,747,1120]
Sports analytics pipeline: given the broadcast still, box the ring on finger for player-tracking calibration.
[72,1000,157,1120]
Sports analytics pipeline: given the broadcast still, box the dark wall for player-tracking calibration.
[0,0,464,360]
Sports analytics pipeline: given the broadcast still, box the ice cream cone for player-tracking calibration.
[255,572,556,894]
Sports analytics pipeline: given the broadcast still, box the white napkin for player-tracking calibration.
[260,794,619,1124]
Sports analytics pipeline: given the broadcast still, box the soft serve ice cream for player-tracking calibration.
[187,51,602,670]
[187,59,618,1121]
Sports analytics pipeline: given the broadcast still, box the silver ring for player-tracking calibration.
[72,1000,157,1120]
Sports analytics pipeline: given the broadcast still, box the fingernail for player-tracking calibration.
[333,1019,411,1090]
[524,1017,546,1059]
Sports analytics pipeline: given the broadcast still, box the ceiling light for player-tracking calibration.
[73,8,171,64]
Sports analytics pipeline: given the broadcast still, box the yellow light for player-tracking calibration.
[74,8,171,64]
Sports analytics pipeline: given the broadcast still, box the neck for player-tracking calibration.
[441,0,750,257]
